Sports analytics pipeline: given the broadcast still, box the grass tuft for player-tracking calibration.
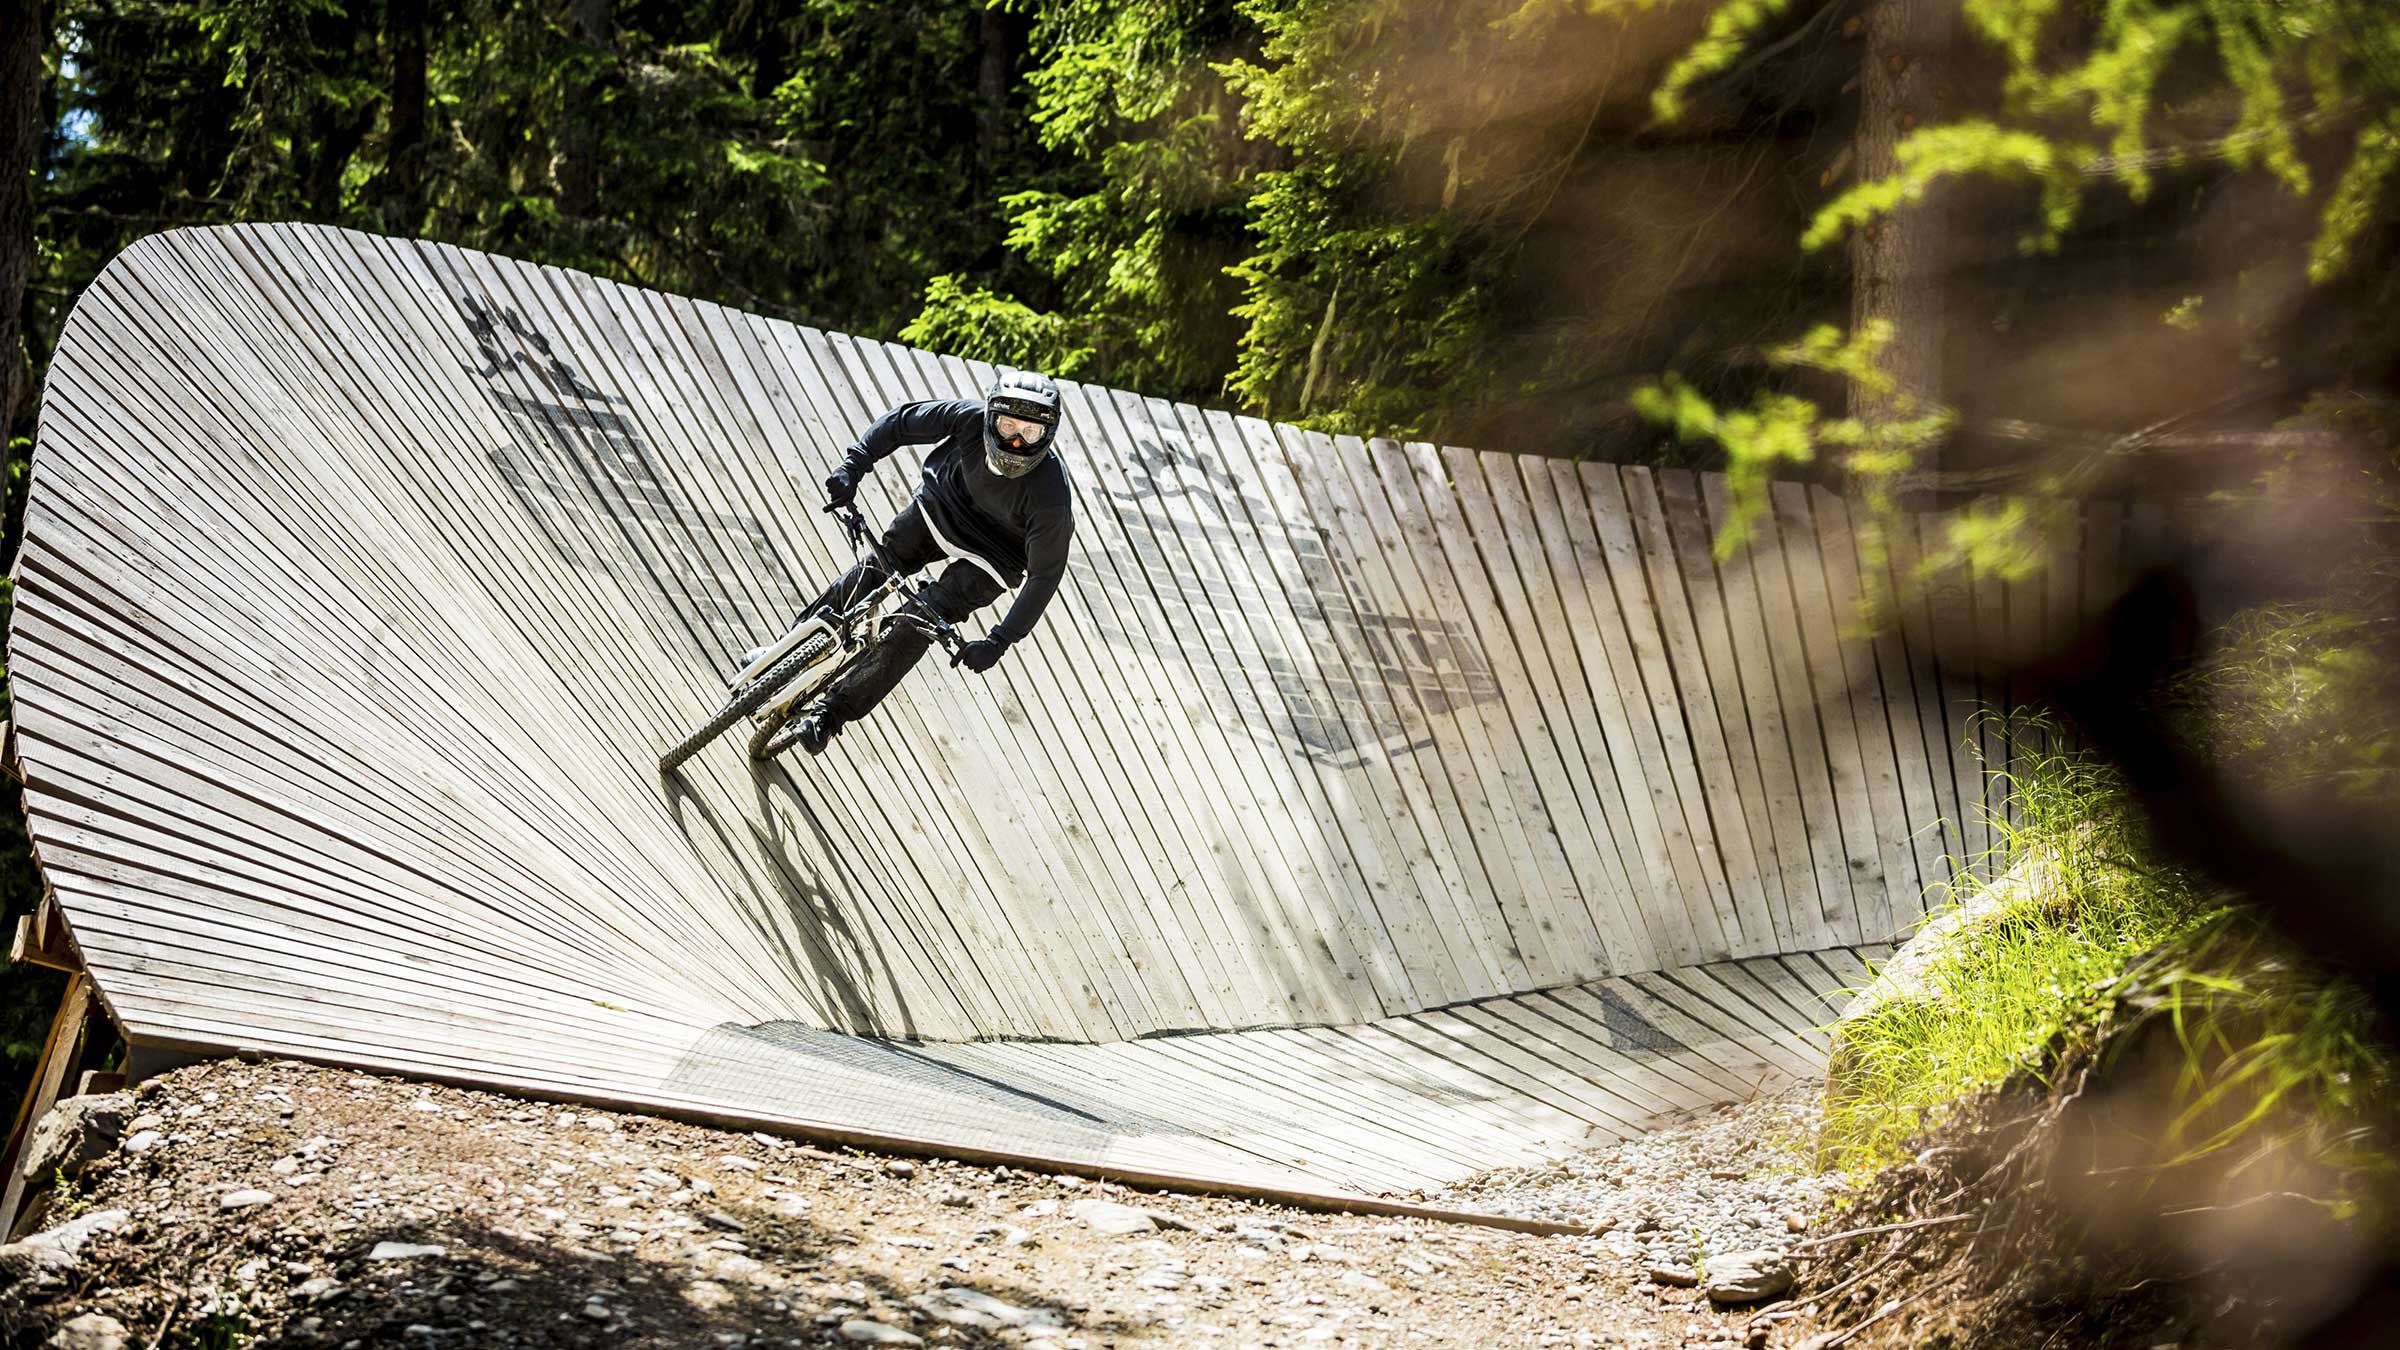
[1821,722,2223,1171]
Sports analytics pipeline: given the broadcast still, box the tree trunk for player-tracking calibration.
[974,5,1026,172]
[1848,0,1957,473]
[385,0,427,231]
[557,0,612,218]
[2,0,42,433]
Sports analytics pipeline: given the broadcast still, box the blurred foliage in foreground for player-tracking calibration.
[1824,575,2400,1225]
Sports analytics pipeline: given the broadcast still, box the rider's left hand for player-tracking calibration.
[953,637,1009,673]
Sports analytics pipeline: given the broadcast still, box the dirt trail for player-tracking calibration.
[0,1061,1848,1348]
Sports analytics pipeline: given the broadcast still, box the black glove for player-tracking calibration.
[952,637,1009,674]
[823,467,857,510]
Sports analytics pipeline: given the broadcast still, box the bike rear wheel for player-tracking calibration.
[658,631,838,772]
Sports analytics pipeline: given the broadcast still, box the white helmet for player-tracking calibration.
[984,370,1062,478]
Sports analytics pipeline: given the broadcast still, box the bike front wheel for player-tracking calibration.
[658,631,838,772]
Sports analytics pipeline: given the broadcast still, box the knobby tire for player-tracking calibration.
[658,632,838,772]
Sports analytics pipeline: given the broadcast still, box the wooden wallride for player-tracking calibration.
[7,225,2131,1200]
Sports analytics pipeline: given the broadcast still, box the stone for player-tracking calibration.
[1135,1264,1188,1291]
[0,1207,131,1283]
[1064,1199,1155,1236]
[219,1189,276,1210]
[1702,1250,1794,1305]
[702,1209,745,1232]
[121,1132,162,1156]
[45,1312,131,1350]
[839,1320,924,1346]
[684,1280,735,1311]
[21,1093,133,1183]
[296,1277,345,1302]
[1644,1264,1699,1288]
[368,1242,448,1261]
[883,1161,917,1178]
[931,1186,974,1208]
[910,1287,1059,1331]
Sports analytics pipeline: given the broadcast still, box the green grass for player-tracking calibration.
[1820,724,2223,1170]
[1821,706,2400,1214]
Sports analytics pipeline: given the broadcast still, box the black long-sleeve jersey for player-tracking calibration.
[838,399,1075,645]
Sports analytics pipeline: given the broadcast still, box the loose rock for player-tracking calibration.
[45,1312,131,1350]
[21,1094,132,1184]
[1063,1198,1155,1236]
[1702,1250,1795,1305]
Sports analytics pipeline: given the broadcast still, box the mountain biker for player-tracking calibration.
[769,370,1075,755]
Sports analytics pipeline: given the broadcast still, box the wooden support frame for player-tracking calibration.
[0,969,101,1238]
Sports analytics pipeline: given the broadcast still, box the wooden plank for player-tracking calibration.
[1140,396,1425,1007]
[1622,468,1777,953]
[1059,383,1367,1023]
[1373,441,1594,986]
[1282,429,1525,991]
[1691,476,1841,951]
[1433,446,1637,973]
[1582,467,1738,956]
[1466,450,1660,970]
[1652,471,1805,951]
[1202,413,1477,1006]
[1543,462,1709,964]
[1809,488,1926,939]
[0,973,94,1237]
[1337,437,1557,983]
[1880,508,1968,894]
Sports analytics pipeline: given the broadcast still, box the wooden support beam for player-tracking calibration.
[0,971,97,1238]
[10,899,80,972]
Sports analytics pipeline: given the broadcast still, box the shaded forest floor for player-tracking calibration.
[0,1059,1817,1349]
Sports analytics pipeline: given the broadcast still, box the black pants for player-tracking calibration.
[805,505,1004,725]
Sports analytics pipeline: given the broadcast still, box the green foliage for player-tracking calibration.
[1626,0,2400,543]
[1635,322,1952,556]
[1821,729,2222,1170]
[1825,593,2400,1204]
[902,0,1255,401]
[2174,560,2400,796]
[902,274,1096,377]
[1802,121,2091,255]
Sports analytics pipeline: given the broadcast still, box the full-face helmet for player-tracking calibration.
[984,370,1063,478]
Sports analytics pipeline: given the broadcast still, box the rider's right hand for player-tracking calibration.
[823,468,857,511]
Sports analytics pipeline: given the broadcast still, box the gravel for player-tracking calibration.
[1426,1084,1850,1276]
[0,1060,1856,1348]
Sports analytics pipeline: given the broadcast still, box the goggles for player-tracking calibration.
[994,413,1052,448]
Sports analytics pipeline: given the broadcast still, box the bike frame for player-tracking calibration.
[732,504,969,715]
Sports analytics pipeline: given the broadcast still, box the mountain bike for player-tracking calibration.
[658,503,966,771]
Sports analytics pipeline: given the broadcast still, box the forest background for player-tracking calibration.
[4,0,2400,1131]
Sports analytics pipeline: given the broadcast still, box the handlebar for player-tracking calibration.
[825,501,969,656]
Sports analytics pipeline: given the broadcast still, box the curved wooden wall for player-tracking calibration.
[12,223,2156,1190]
[8,226,2155,1192]
[11,223,2145,1051]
